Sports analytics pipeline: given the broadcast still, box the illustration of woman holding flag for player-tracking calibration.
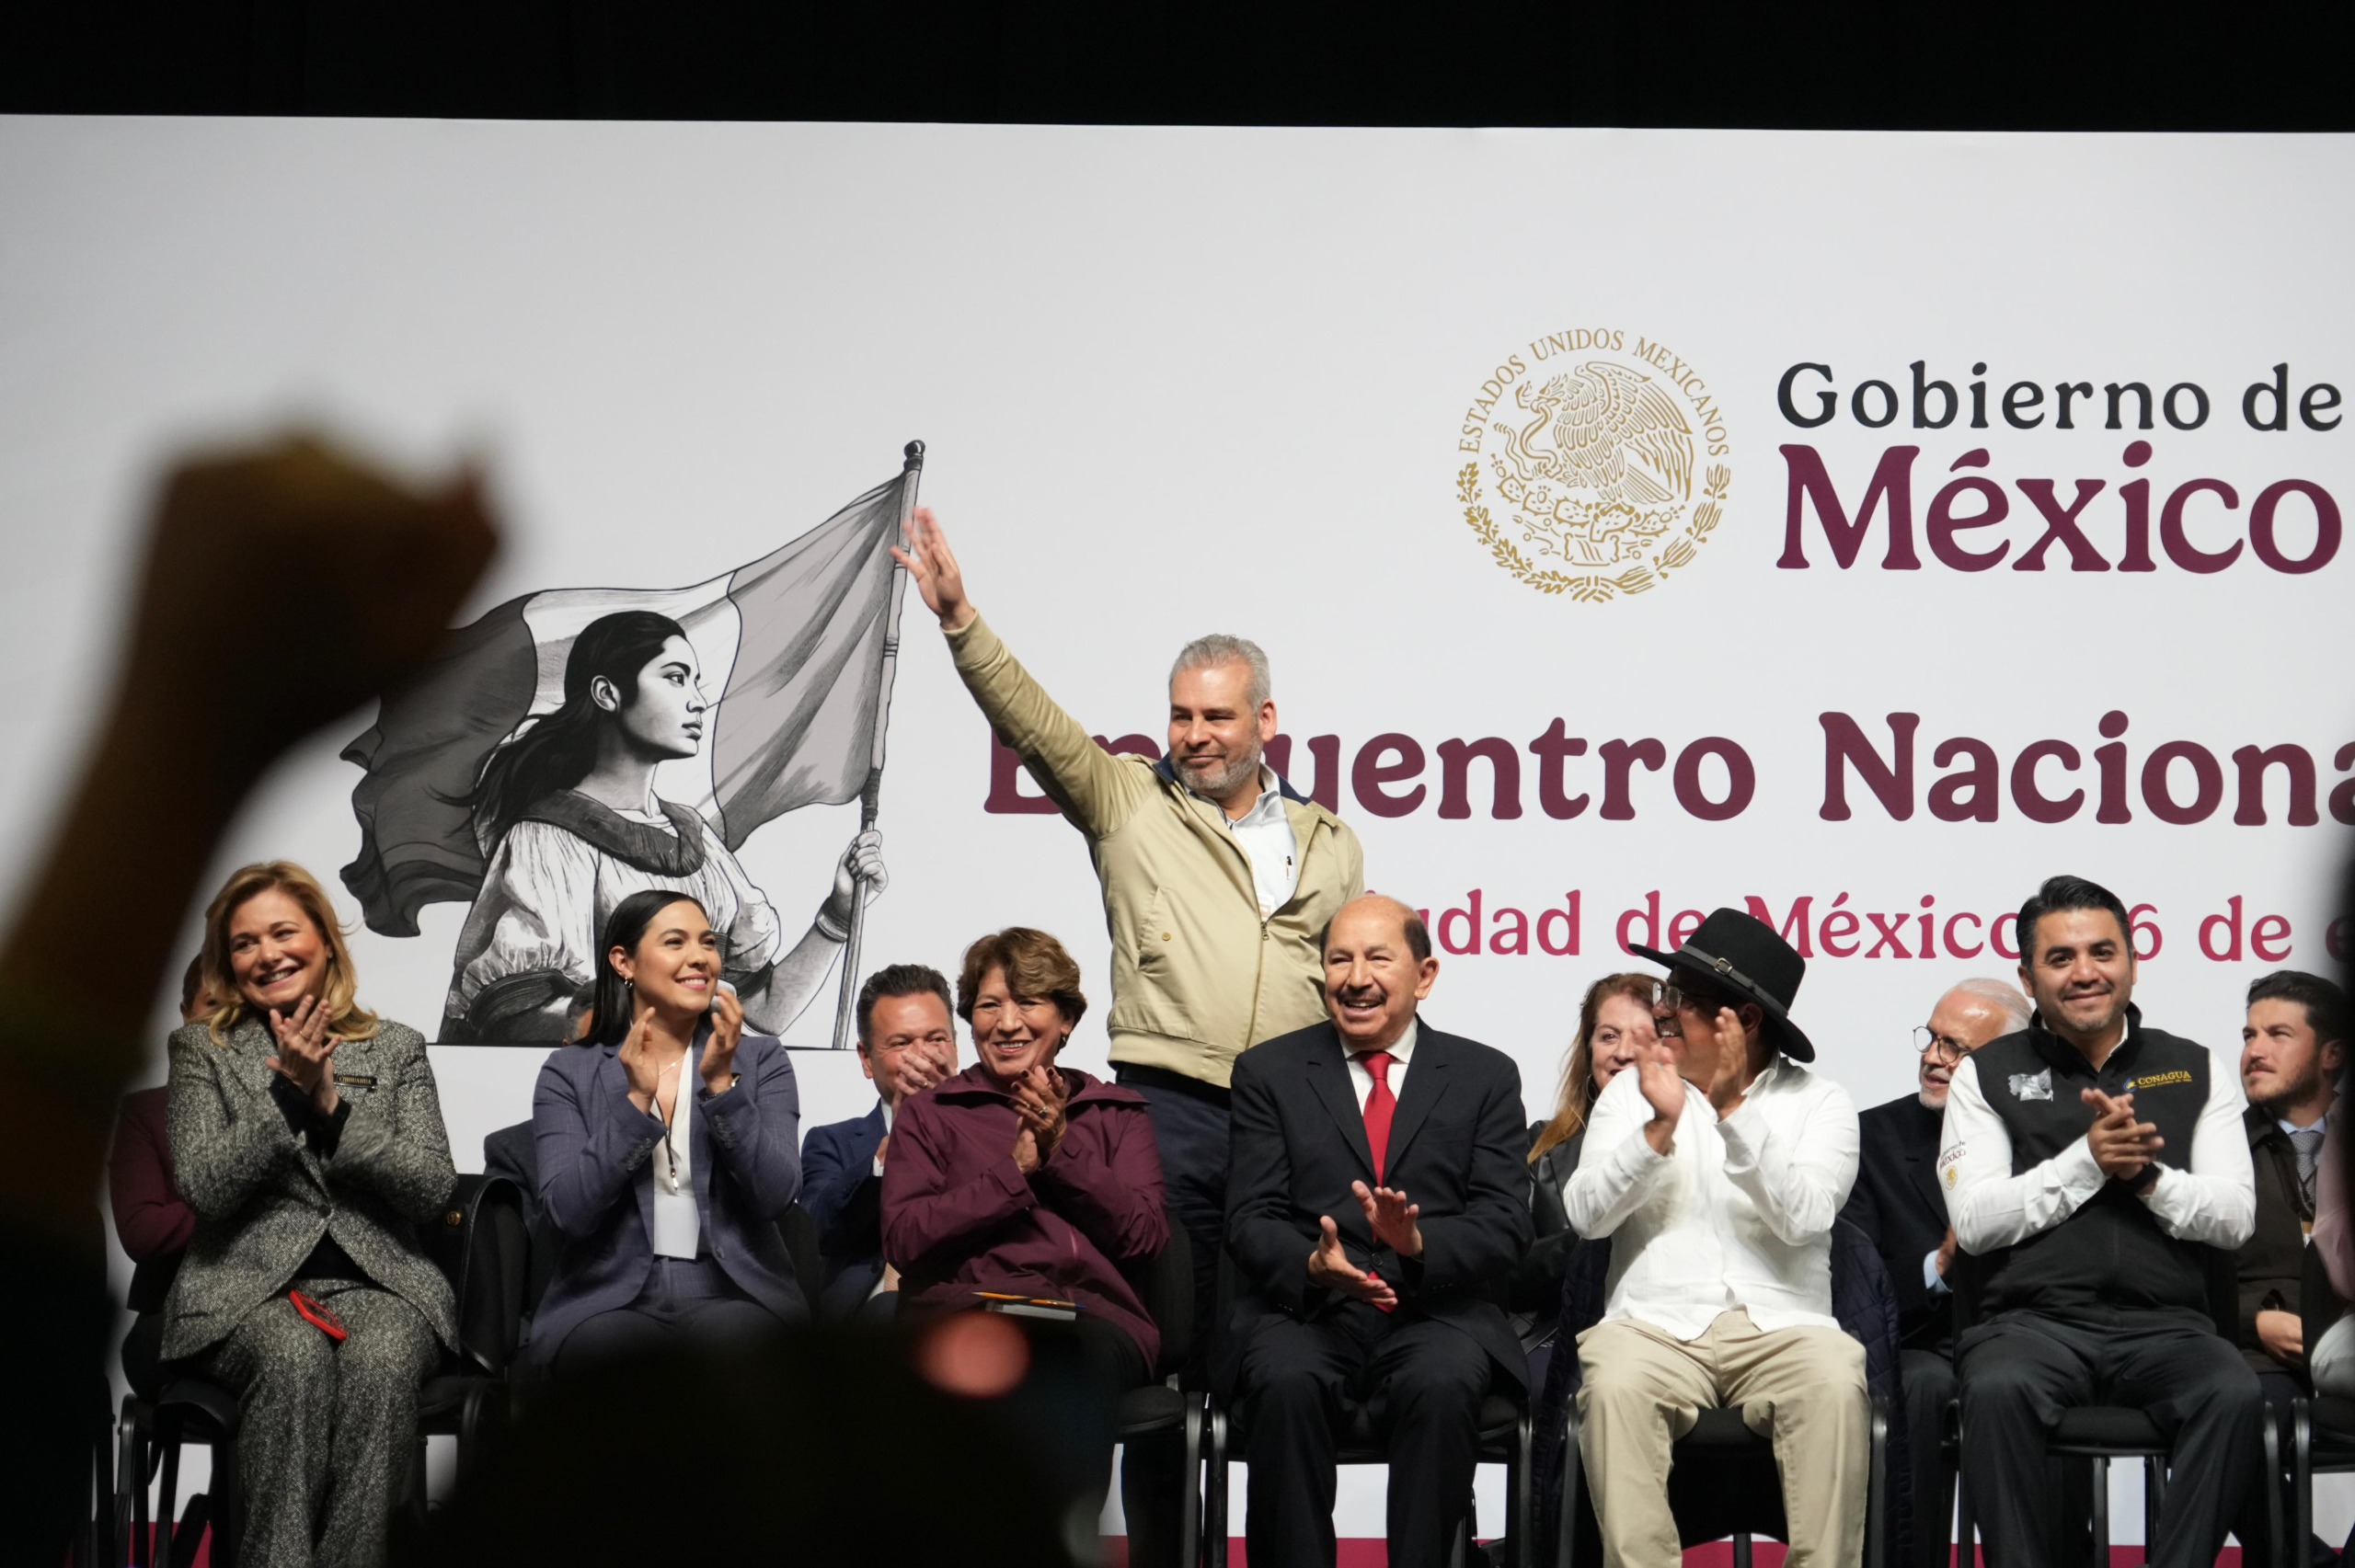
[442,609,887,1042]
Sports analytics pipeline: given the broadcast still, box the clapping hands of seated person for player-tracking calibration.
[1637,1037,1687,1154]
[1352,1179,1425,1257]
[1308,1214,1398,1310]
[1010,1065,1068,1173]
[890,1036,953,1103]
[700,983,745,1095]
[2081,1087,2163,1188]
[263,995,340,1116]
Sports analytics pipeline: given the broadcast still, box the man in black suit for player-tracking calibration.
[1224,894,1532,1568]
[1841,976,2028,1568]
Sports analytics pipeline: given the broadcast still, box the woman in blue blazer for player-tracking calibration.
[527,888,806,1373]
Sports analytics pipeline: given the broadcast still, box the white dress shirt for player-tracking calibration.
[1223,767,1301,917]
[1937,1046,2256,1253]
[872,1098,896,1178]
[1565,1054,1860,1339]
[1342,1019,1418,1111]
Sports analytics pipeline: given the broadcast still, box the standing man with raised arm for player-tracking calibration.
[1942,875,2262,1568]
[892,507,1365,1366]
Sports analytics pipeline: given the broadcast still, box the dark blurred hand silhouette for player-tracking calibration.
[0,432,495,1564]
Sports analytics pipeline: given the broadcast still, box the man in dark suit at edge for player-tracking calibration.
[1223,894,1532,1568]
[1841,977,2030,1568]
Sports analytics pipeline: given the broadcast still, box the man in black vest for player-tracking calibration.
[1840,977,2028,1568]
[1940,875,2262,1568]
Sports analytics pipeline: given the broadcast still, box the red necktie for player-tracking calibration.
[1361,1050,1396,1183]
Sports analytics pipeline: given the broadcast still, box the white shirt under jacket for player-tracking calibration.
[1936,1050,2255,1254]
[1565,1053,1860,1339]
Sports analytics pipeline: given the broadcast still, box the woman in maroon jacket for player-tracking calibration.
[880,923,1168,1400]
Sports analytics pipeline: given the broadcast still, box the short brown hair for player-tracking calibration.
[956,928,1087,1028]
[199,861,379,1044]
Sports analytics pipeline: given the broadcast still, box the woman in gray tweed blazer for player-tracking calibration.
[165,862,457,1568]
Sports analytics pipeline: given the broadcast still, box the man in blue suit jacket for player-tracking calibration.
[801,964,959,1319]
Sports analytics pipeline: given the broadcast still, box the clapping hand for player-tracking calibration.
[890,507,977,634]
[618,1004,664,1116]
[891,1038,953,1102]
[1352,1179,1424,1258]
[699,983,746,1095]
[1307,1215,1398,1309]
[1010,1065,1069,1169]
[2084,1088,2163,1185]
[1697,1006,1754,1114]
[264,995,339,1115]
[1636,1037,1686,1154]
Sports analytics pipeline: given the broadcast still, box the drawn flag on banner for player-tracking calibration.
[340,460,915,942]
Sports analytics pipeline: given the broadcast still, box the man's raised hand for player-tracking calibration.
[1307,1215,1397,1310]
[1352,1179,1424,1258]
[890,507,976,634]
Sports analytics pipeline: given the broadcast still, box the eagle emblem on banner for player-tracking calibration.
[1453,330,1732,602]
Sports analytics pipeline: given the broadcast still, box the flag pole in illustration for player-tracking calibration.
[830,439,923,1050]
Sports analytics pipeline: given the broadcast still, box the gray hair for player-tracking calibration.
[1170,634,1271,710]
[1947,977,2032,1034]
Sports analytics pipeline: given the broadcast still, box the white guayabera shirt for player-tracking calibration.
[1567,1054,1860,1339]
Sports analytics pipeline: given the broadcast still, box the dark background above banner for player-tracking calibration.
[3,4,2352,131]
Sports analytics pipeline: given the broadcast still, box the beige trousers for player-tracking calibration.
[1576,1309,1868,1568]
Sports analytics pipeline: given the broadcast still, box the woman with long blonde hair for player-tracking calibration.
[1510,971,1659,1380]
[165,861,457,1568]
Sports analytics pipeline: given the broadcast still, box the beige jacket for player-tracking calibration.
[948,614,1364,1090]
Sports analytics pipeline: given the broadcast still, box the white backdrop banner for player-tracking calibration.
[2,119,2349,1253]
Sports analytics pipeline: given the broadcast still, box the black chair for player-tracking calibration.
[1947,1243,2272,1568]
[119,1173,526,1568]
[414,1174,530,1490]
[1548,1223,1896,1568]
[1115,1218,1207,1567]
[1203,1247,1533,1568]
[2287,1242,2354,1568]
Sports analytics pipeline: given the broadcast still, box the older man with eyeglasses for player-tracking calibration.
[1839,978,2030,1568]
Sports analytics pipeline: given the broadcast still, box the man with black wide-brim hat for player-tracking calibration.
[1564,907,1868,1568]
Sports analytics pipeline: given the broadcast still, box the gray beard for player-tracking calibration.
[1182,747,1263,806]
[1916,1087,1947,1111]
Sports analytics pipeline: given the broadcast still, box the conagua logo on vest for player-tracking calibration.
[1454,329,1731,601]
[2125,1070,2194,1092]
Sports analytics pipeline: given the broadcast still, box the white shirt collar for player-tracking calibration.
[1224,766,1287,827]
[1349,1017,1419,1064]
[880,1098,896,1133]
[2280,1110,2326,1139]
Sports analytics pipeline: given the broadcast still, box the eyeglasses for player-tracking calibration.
[1658,979,1732,1030]
[1913,1027,1972,1064]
